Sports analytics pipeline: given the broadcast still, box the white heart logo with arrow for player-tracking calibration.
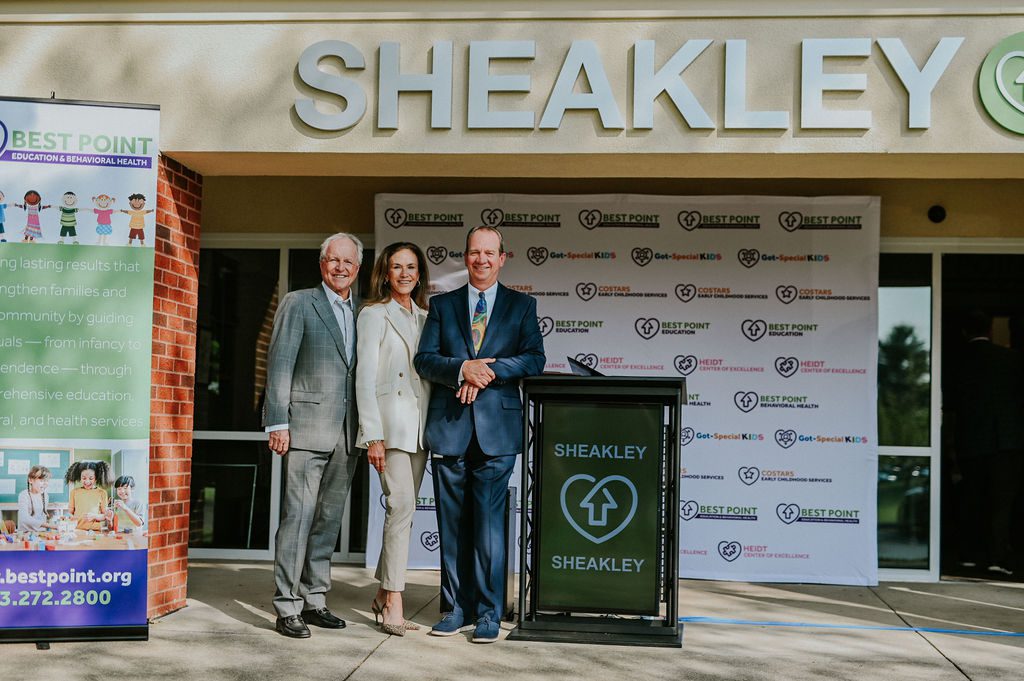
[560,474,638,545]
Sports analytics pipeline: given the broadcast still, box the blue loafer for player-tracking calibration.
[471,617,500,643]
[430,612,473,637]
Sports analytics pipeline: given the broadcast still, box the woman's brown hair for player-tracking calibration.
[362,242,431,310]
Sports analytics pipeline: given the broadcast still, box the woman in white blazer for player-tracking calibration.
[356,242,431,637]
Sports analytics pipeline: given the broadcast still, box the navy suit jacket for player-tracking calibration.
[414,283,545,456]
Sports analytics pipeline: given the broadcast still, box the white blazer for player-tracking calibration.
[355,299,430,453]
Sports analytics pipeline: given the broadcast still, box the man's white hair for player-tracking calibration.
[319,232,364,264]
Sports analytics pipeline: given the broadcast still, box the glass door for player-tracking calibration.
[877,251,939,580]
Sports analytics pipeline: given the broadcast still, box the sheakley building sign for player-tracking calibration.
[295,36,965,133]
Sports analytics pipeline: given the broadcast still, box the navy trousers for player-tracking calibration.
[433,435,515,624]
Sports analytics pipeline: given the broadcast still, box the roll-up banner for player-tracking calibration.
[373,194,878,586]
[0,97,158,641]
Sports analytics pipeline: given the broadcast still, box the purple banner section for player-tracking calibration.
[0,149,152,169]
[0,550,147,628]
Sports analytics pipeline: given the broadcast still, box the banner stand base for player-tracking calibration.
[508,615,682,648]
[0,625,148,645]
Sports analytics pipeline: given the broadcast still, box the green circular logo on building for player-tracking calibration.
[979,32,1024,134]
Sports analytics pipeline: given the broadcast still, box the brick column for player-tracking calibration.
[148,156,201,619]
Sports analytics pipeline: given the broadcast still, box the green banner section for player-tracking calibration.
[537,401,663,614]
[0,244,154,440]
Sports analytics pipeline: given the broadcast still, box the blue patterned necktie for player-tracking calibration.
[472,291,487,353]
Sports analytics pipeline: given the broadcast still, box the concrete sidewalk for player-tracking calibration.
[6,561,1023,680]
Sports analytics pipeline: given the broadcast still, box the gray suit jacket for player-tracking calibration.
[263,284,358,454]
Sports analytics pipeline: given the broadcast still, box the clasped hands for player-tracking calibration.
[458,358,496,404]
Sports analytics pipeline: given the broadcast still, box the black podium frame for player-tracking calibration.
[507,376,685,647]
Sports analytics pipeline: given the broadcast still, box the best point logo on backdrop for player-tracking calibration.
[740,319,821,341]
[680,499,758,522]
[777,211,864,231]
[480,207,561,228]
[384,207,464,228]
[577,208,660,229]
[775,502,862,525]
[678,210,761,231]
[635,317,712,340]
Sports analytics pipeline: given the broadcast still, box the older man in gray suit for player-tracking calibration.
[264,233,362,638]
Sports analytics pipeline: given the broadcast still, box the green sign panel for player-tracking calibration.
[0,244,154,440]
[979,31,1024,135]
[537,401,663,614]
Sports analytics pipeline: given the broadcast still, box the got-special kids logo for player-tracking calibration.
[678,211,761,231]
[630,246,722,266]
[677,282,768,301]
[682,428,765,446]
[776,503,861,525]
[425,245,448,265]
[738,466,834,486]
[680,499,758,522]
[384,207,464,228]
[777,211,863,231]
[481,207,561,228]
[772,431,870,449]
[526,246,616,265]
[578,208,660,229]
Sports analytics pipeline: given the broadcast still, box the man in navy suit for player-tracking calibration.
[414,226,545,643]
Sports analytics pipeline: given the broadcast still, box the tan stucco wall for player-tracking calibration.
[2,9,1024,177]
[202,175,1024,239]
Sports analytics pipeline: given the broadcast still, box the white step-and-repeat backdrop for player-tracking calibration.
[370,194,879,586]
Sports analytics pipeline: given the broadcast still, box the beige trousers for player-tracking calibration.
[375,447,428,591]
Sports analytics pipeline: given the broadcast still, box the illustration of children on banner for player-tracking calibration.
[121,193,154,247]
[92,194,116,245]
[58,191,82,245]
[15,190,50,243]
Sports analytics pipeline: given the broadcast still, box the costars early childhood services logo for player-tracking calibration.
[675,284,696,302]
[575,282,597,301]
[776,285,798,304]
[980,32,1024,135]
